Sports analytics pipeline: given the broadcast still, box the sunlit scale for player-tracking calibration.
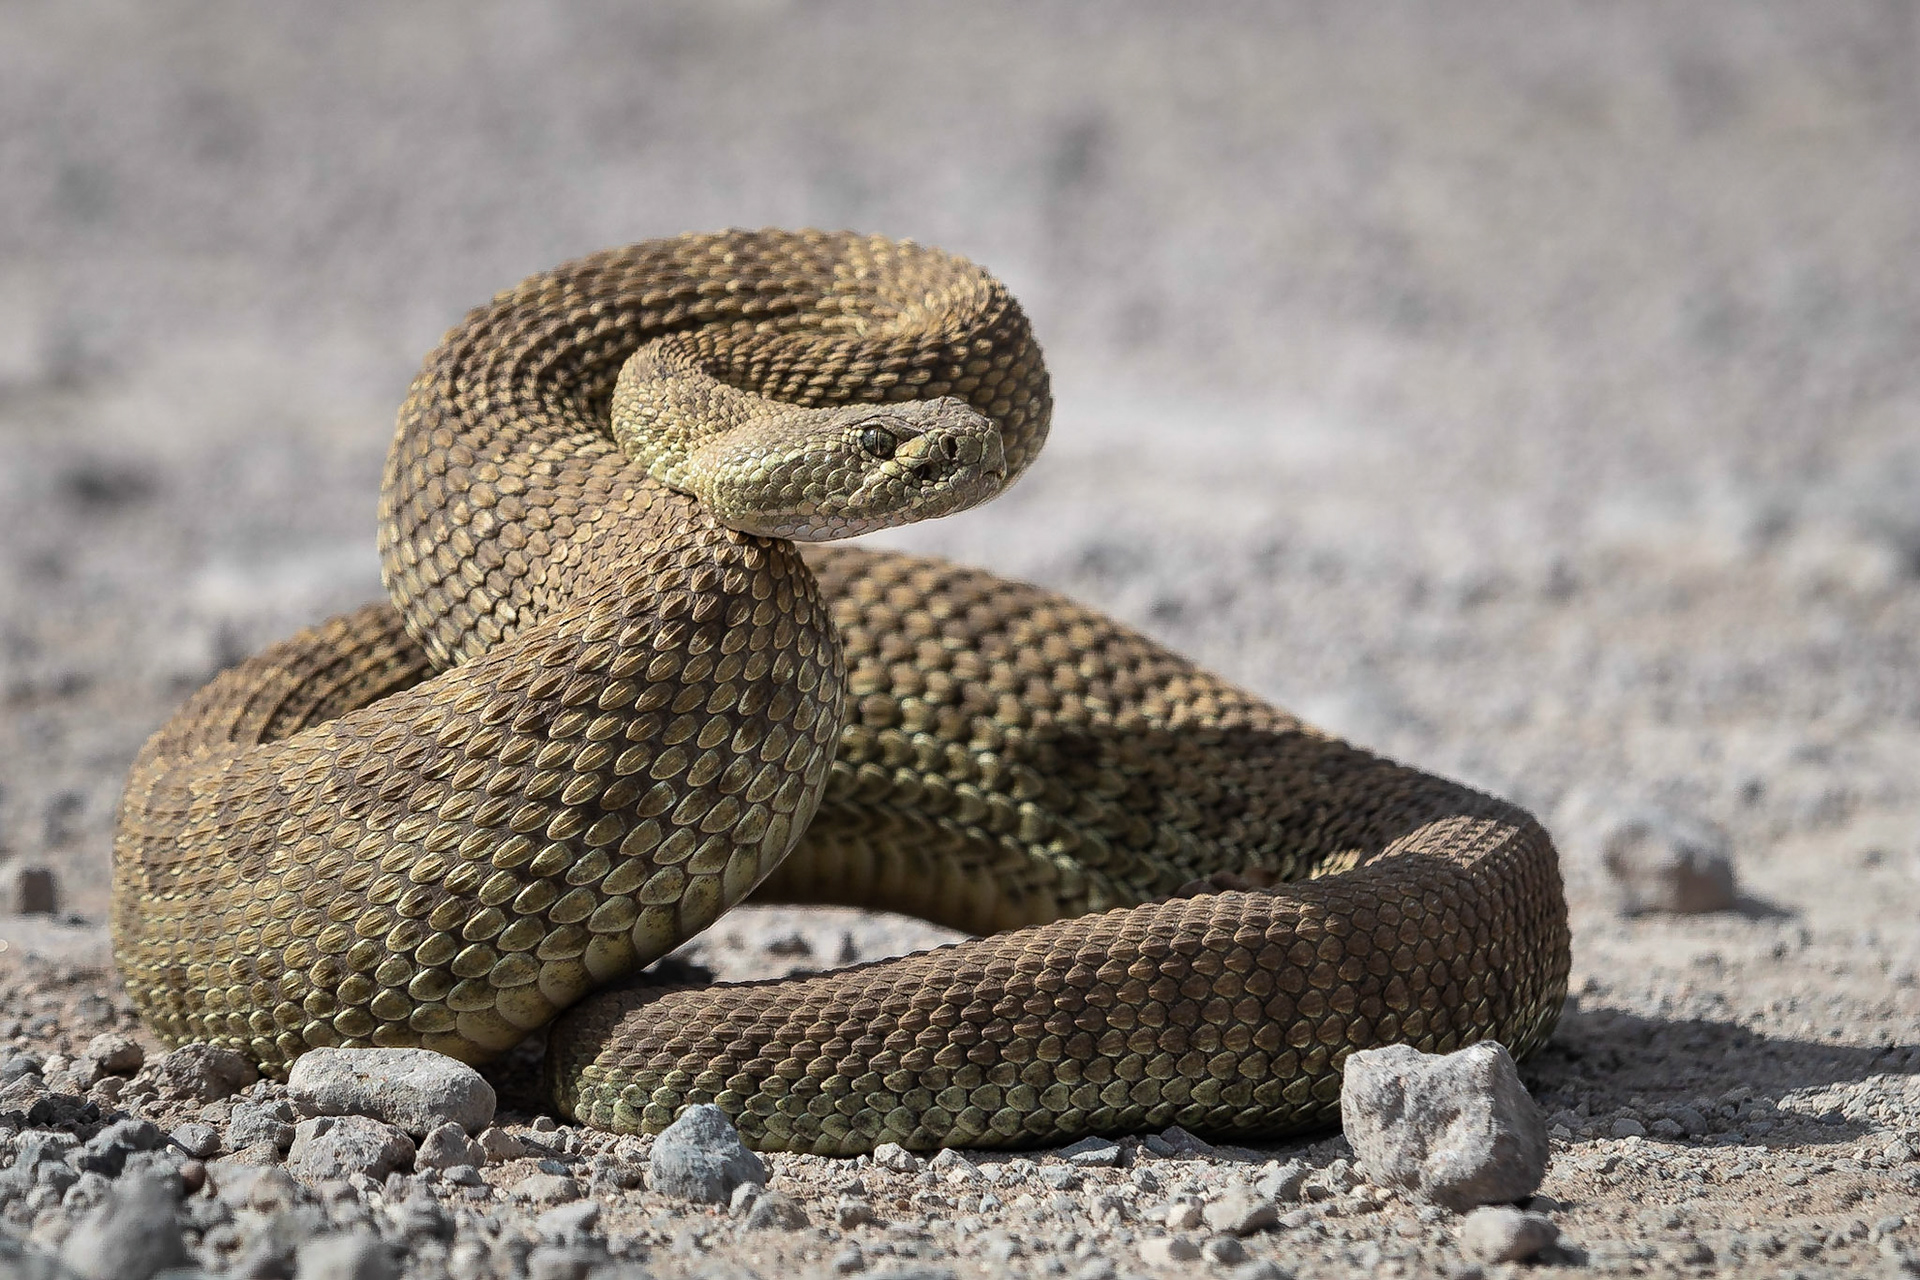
[113,230,1568,1155]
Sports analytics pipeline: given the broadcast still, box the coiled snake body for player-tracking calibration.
[114,231,1569,1154]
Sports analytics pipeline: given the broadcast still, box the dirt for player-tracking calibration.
[1,3,1916,1276]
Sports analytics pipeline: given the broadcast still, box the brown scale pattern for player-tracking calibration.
[114,230,1569,1154]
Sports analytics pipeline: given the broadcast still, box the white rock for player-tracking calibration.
[1139,1234,1201,1265]
[286,1115,416,1182]
[646,1104,766,1204]
[1459,1205,1559,1262]
[287,1048,495,1138]
[1340,1041,1549,1210]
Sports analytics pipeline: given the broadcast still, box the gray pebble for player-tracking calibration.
[1254,1159,1310,1203]
[1203,1236,1249,1264]
[647,1105,766,1204]
[79,1034,143,1079]
[143,1043,260,1104]
[744,1189,809,1230]
[1204,1187,1278,1236]
[1139,1234,1201,1264]
[1600,806,1738,914]
[1340,1041,1549,1210]
[1610,1116,1648,1138]
[536,1198,601,1240]
[58,1171,190,1280]
[292,1232,399,1280]
[1459,1205,1559,1263]
[228,1100,296,1152]
[415,1120,487,1171]
[169,1122,222,1160]
[871,1142,919,1173]
[1228,1263,1294,1280]
[287,1048,496,1138]
[286,1116,416,1182]
[515,1172,581,1205]
[1059,1136,1123,1167]
[832,1243,867,1273]
[476,1126,525,1163]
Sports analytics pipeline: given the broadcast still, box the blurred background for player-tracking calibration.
[2,1,1917,927]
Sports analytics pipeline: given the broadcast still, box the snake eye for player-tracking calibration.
[858,426,896,459]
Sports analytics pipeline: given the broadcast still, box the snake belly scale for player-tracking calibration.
[113,229,1570,1154]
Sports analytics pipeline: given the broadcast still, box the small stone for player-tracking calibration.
[1600,807,1738,914]
[79,1034,144,1079]
[536,1198,602,1240]
[144,1042,260,1104]
[1139,1234,1202,1264]
[832,1244,867,1273]
[1610,1117,1648,1139]
[872,1142,919,1173]
[1203,1236,1248,1264]
[837,1197,879,1228]
[1228,1264,1293,1280]
[286,1115,416,1182]
[58,1171,190,1280]
[1163,1199,1204,1231]
[515,1172,581,1205]
[229,1100,297,1152]
[1254,1159,1310,1203]
[1144,1125,1216,1158]
[1059,1136,1123,1168]
[476,1127,525,1163]
[2,862,59,915]
[293,1231,400,1280]
[1072,1258,1119,1280]
[287,1048,495,1137]
[415,1120,487,1171]
[647,1105,766,1204]
[744,1189,809,1230]
[1459,1206,1559,1263]
[1340,1041,1549,1210]
[1204,1187,1278,1236]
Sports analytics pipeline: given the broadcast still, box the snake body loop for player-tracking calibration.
[114,230,1570,1153]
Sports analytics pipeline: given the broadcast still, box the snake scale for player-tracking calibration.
[113,230,1570,1154]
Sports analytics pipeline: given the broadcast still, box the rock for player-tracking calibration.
[1203,1236,1248,1264]
[536,1199,601,1240]
[476,1126,525,1163]
[1600,807,1738,914]
[58,1171,190,1280]
[831,1244,866,1273]
[1143,1125,1215,1157]
[170,1122,222,1160]
[1227,1263,1293,1280]
[2,861,59,915]
[144,1043,260,1104]
[1459,1206,1559,1263]
[871,1142,919,1173]
[647,1105,766,1204]
[287,1048,495,1137]
[293,1232,399,1280]
[1203,1186,1278,1235]
[228,1099,297,1152]
[415,1121,487,1171]
[1162,1199,1203,1231]
[515,1172,581,1205]
[285,1116,416,1182]
[1340,1041,1549,1210]
[1059,1136,1123,1168]
[74,1117,164,1176]
[79,1034,143,1079]
[1139,1234,1201,1265]
[1254,1159,1310,1203]
[744,1189,809,1230]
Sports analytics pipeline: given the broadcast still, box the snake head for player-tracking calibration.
[688,397,1009,541]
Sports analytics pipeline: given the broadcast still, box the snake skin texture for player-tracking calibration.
[114,230,1570,1154]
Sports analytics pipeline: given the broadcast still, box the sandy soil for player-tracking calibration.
[2,3,1917,1276]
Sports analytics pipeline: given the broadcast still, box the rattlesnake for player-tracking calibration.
[114,230,1569,1154]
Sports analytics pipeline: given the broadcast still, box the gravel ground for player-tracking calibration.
[2,3,1918,1277]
